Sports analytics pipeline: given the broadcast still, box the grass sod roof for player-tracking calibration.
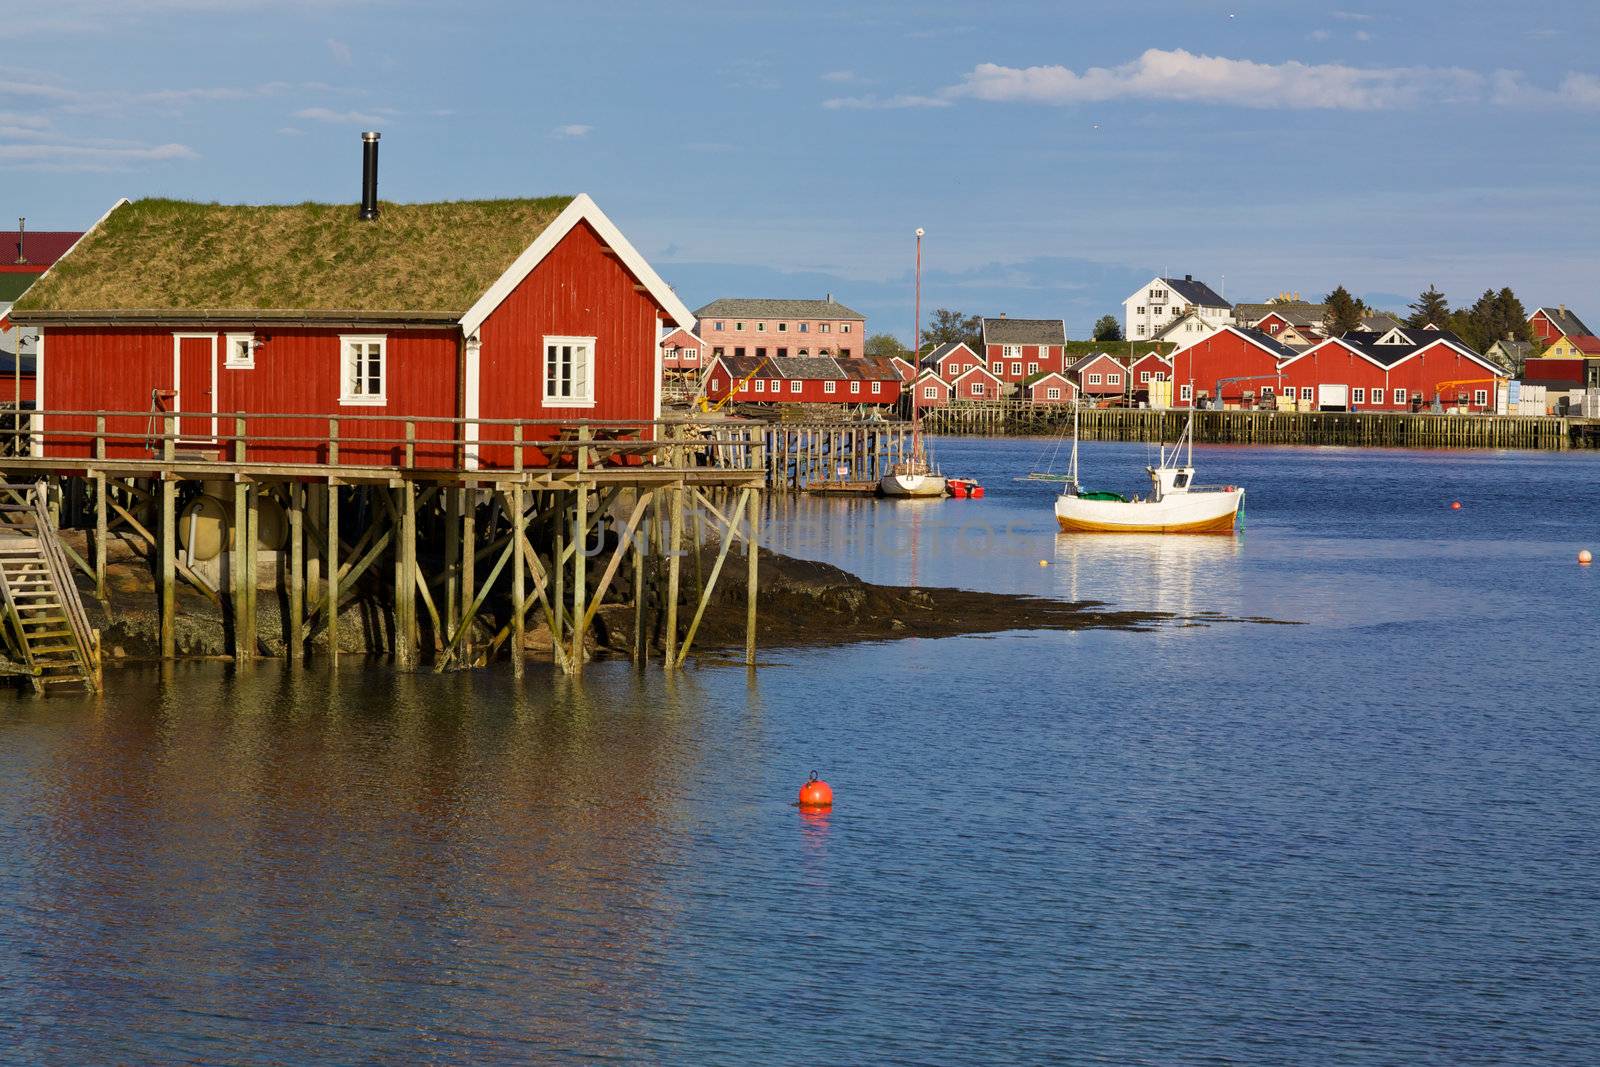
[13,196,576,320]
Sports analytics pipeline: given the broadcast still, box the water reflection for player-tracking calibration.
[1051,533,1243,617]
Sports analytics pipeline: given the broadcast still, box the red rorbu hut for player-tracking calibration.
[9,150,693,471]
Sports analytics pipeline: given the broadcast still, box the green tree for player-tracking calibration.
[1092,314,1123,342]
[1450,287,1533,352]
[922,308,982,353]
[1407,285,1450,329]
[1323,285,1364,335]
[864,332,910,358]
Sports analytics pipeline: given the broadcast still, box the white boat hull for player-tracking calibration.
[880,472,947,498]
[1055,488,1243,534]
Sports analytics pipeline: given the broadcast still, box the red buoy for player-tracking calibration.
[949,481,968,499]
[798,772,833,809]
[1450,501,1462,510]
[971,485,985,498]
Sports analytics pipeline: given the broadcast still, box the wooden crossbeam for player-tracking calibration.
[676,487,751,668]
[106,497,221,604]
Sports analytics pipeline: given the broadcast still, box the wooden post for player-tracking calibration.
[287,482,304,663]
[553,506,566,654]
[571,426,590,671]
[395,482,417,668]
[632,491,647,665]
[746,484,759,666]
[665,457,683,669]
[245,483,259,658]
[159,415,176,660]
[461,483,476,638]
[232,481,248,661]
[93,471,107,602]
[512,483,526,677]
[326,481,339,664]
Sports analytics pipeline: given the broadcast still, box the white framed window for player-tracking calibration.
[1140,371,1152,383]
[850,381,861,394]
[1372,388,1384,404]
[1300,387,1313,400]
[841,323,852,333]
[1010,362,1022,375]
[710,377,723,390]
[754,379,765,392]
[871,381,881,394]
[821,323,831,333]
[340,334,386,405]
[790,380,801,394]
[1473,389,1488,405]
[1136,305,1146,315]
[824,380,836,394]
[1028,362,1039,374]
[757,322,766,332]
[924,385,938,399]
[1261,386,1274,396]
[1002,345,1020,358]
[1088,373,1103,385]
[224,332,255,369]
[778,322,788,332]
[799,323,809,333]
[1180,383,1193,401]
[1394,388,1407,404]
[1136,325,1146,336]
[1352,387,1366,404]
[735,322,745,331]
[1046,387,1061,400]
[542,335,596,408]
[971,382,986,396]
[1108,373,1121,386]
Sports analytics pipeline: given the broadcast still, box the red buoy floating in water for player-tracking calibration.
[798,772,833,809]
[1450,501,1462,510]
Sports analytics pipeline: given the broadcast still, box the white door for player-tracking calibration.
[1318,383,1348,410]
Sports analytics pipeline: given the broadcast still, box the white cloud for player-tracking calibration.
[1331,9,1375,20]
[821,70,862,84]
[328,38,352,65]
[552,123,592,138]
[294,106,386,124]
[1308,29,1331,42]
[1354,30,1373,42]
[277,126,304,136]
[943,50,1481,110]
[0,140,197,170]
[1492,70,1600,108]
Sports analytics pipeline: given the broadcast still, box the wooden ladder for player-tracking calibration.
[0,482,100,694]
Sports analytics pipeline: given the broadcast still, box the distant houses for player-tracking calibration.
[1123,275,1231,342]
[979,316,1068,390]
[694,296,865,360]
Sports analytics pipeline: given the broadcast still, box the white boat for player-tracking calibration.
[880,226,947,499]
[1053,408,1243,534]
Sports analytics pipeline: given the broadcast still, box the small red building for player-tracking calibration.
[703,354,902,405]
[1170,327,1300,408]
[1128,352,1172,392]
[1069,352,1130,400]
[980,317,1067,389]
[922,341,983,382]
[12,194,693,469]
[1529,305,1592,344]
[660,326,705,372]
[910,369,952,408]
[951,364,1003,401]
[1279,328,1505,411]
[1027,372,1076,404]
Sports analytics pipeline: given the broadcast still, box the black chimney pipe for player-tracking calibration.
[15,216,26,265]
[359,132,380,221]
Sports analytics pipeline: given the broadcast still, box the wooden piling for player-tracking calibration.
[746,485,759,666]
[325,481,339,664]
[512,483,526,677]
[287,482,304,663]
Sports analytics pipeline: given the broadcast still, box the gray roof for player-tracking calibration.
[713,353,899,381]
[1068,352,1124,375]
[981,317,1066,346]
[1533,306,1593,338]
[1162,276,1229,309]
[1234,301,1329,328]
[1336,326,1481,368]
[1359,313,1404,332]
[921,341,976,368]
[1230,327,1303,361]
[694,296,866,321]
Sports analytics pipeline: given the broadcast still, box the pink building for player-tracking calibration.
[694,296,866,360]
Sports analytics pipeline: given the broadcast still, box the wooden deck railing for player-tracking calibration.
[4,409,767,475]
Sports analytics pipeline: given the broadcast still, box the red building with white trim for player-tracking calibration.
[1169,327,1300,408]
[11,193,692,469]
[702,354,903,405]
[951,364,1002,401]
[660,326,705,373]
[911,369,953,407]
[1028,372,1076,404]
[1069,352,1130,400]
[979,317,1067,391]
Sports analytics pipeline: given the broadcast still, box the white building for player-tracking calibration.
[1123,275,1232,341]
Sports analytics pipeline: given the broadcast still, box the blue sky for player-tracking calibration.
[5,0,1599,341]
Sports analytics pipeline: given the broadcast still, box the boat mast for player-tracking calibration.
[911,226,923,459]
[1069,398,1080,492]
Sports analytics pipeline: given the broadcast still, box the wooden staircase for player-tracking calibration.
[0,483,100,693]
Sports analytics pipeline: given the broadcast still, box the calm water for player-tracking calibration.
[3,439,1598,1064]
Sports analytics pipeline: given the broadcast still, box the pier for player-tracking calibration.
[918,402,1584,450]
[0,410,764,675]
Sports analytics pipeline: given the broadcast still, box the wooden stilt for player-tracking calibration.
[571,482,588,671]
[665,478,683,670]
[93,471,107,602]
[632,492,646,665]
[395,482,417,668]
[746,486,759,666]
[245,483,259,658]
[159,475,176,660]
[326,481,339,664]
[445,486,460,639]
[288,482,304,663]
[460,483,475,635]
[232,481,247,660]
[552,511,565,655]
[512,483,525,677]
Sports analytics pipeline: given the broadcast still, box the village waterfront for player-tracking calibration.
[3,437,1598,1064]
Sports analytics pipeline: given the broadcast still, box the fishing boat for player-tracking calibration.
[1052,407,1243,534]
[881,227,947,499]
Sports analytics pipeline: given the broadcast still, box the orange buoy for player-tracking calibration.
[1450,501,1462,510]
[798,772,833,809]
[1581,549,1593,566]
[971,485,985,498]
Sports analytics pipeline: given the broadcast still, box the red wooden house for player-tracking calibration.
[951,364,1002,401]
[1027,372,1076,404]
[1529,305,1592,345]
[911,369,952,408]
[1278,328,1504,411]
[890,355,917,382]
[660,326,706,373]
[922,341,983,382]
[980,317,1067,391]
[11,193,694,470]
[1170,327,1299,407]
[1069,353,1129,401]
[702,354,902,405]
[1128,352,1172,394]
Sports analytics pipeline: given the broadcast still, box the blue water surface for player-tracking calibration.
[1,437,1597,1065]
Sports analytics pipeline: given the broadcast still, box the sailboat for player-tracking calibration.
[1054,406,1244,534]
[881,227,947,498]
